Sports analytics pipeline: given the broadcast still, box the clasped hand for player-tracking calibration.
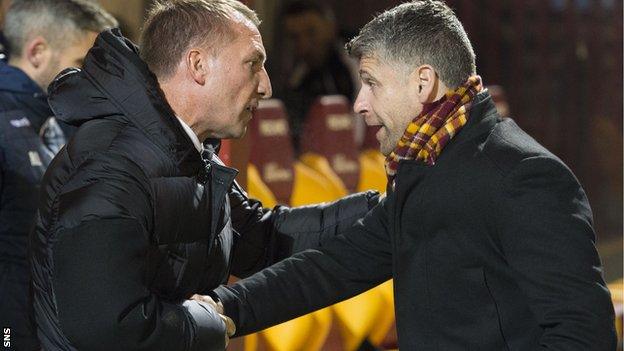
[190,294,236,347]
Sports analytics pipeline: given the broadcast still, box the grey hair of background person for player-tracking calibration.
[346,0,476,89]
[140,0,260,79]
[4,0,117,57]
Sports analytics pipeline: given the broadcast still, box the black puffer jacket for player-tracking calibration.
[29,29,377,351]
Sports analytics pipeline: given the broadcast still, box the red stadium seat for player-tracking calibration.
[248,99,297,205]
[249,99,340,205]
[300,95,361,193]
[362,124,380,152]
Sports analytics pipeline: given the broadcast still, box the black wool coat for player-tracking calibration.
[29,29,377,351]
[216,91,617,350]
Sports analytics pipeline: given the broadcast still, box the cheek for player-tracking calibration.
[376,93,400,128]
[238,75,259,102]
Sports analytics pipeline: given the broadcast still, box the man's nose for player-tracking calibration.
[258,68,272,99]
[354,89,369,116]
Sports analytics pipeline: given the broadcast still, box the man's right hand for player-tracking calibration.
[191,294,236,346]
[191,294,224,314]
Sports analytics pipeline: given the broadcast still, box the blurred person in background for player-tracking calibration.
[276,0,359,151]
[0,0,116,349]
[29,0,378,350]
[213,1,617,349]
[0,0,11,61]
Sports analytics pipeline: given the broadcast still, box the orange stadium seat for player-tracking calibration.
[331,283,393,351]
[247,164,278,208]
[359,125,387,192]
[358,151,387,193]
[298,153,348,198]
[289,161,341,206]
[258,308,333,351]
[608,279,623,346]
[368,280,395,346]
[259,313,316,351]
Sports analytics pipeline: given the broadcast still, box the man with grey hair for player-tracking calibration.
[29,0,378,350]
[0,1,116,350]
[213,1,617,349]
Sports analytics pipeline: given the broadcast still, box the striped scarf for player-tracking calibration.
[385,75,483,181]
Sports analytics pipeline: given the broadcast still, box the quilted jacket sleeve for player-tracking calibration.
[228,183,379,278]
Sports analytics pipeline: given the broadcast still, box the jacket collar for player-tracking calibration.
[446,89,500,148]
[48,29,201,167]
[0,60,52,130]
[0,60,45,96]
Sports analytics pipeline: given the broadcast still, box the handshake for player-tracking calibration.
[190,294,236,347]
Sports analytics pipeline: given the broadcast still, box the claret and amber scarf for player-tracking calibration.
[385,75,483,181]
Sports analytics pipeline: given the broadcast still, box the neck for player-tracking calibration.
[160,78,205,142]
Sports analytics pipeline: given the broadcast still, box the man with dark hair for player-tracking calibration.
[276,0,359,150]
[0,1,116,349]
[213,1,617,349]
[29,0,378,350]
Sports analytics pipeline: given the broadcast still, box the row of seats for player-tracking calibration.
[248,96,387,206]
[244,96,395,350]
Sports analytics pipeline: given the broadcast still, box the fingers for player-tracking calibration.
[221,314,236,337]
[189,294,236,347]
[190,294,224,314]
[219,313,236,348]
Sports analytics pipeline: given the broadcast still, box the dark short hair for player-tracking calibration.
[4,0,117,57]
[346,0,476,88]
[140,0,260,79]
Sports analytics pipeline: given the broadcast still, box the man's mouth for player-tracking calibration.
[245,102,258,113]
[366,121,384,133]
[376,125,385,137]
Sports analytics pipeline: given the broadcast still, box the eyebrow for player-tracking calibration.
[248,49,266,64]
[359,70,378,83]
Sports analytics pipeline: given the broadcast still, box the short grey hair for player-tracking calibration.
[346,0,476,88]
[4,0,117,57]
[140,0,260,79]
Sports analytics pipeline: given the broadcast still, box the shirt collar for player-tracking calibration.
[176,116,202,153]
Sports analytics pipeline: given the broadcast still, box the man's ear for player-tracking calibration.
[412,65,439,103]
[24,36,50,69]
[186,49,209,85]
